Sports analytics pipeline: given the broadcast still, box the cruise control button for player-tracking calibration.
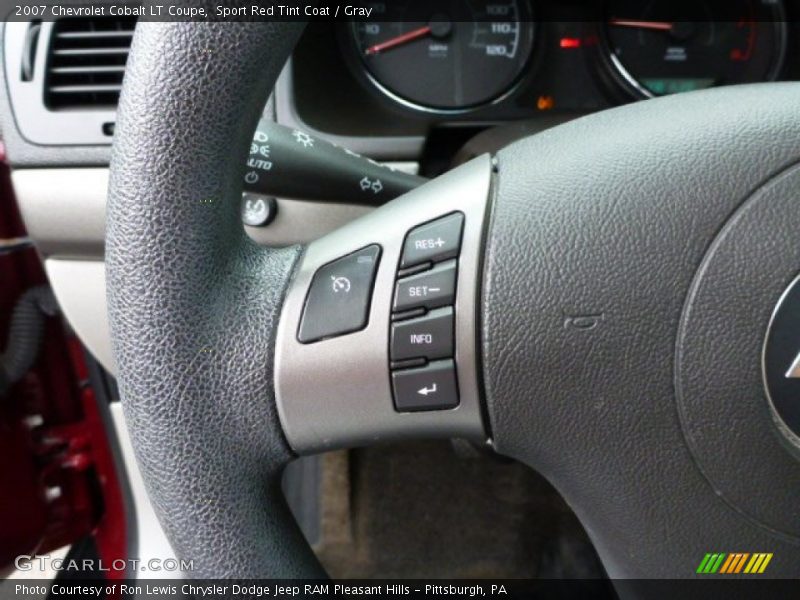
[298,245,381,343]
[392,360,459,412]
[400,212,464,268]
[391,307,454,361]
[393,260,456,312]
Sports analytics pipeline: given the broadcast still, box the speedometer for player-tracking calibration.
[350,0,535,111]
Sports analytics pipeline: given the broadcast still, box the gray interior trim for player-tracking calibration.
[44,258,114,372]
[4,22,118,146]
[276,154,491,454]
[13,168,109,258]
[0,23,112,167]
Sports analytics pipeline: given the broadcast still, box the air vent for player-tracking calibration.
[45,17,135,110]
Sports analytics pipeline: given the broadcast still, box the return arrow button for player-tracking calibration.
[392,360,459,412]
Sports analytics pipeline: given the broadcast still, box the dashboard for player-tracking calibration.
[292,0,800,171]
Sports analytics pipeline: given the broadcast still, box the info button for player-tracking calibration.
[391,307,454,361]
[400,212,464,268]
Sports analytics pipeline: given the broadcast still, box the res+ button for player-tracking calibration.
[400,212,464,269]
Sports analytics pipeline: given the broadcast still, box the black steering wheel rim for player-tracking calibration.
[107,22,322,577]
[107,20,800,583]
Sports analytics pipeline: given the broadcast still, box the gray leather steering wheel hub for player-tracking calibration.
[677,164,800,539]
[107,21,800,583]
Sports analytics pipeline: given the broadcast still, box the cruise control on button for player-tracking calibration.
[298,245,381,343]
[393,260,457,312]
[400,212,464,268]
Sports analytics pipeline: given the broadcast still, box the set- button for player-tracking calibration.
[390,213,464,412]
[393,260,457,312]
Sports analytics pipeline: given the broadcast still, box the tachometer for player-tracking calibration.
[604,0,786,97]
[350,0,535,111]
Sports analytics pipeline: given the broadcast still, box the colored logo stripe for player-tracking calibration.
[697,553,726,573]
[697,553,773,574]
[744,553,773,574]
[718,553,736,573]
[720,553,749,573]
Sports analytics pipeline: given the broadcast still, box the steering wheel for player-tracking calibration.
[106,22,800,582]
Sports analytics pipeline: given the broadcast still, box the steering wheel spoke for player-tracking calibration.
[276,156,491,453]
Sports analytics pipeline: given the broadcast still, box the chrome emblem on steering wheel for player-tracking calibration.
[763,274,800,447]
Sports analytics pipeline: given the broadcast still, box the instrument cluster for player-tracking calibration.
[289,0,800,144]
[343,0,789,111]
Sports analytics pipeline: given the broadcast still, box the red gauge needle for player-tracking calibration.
[609,18,674,32]
[364,25,432,56]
